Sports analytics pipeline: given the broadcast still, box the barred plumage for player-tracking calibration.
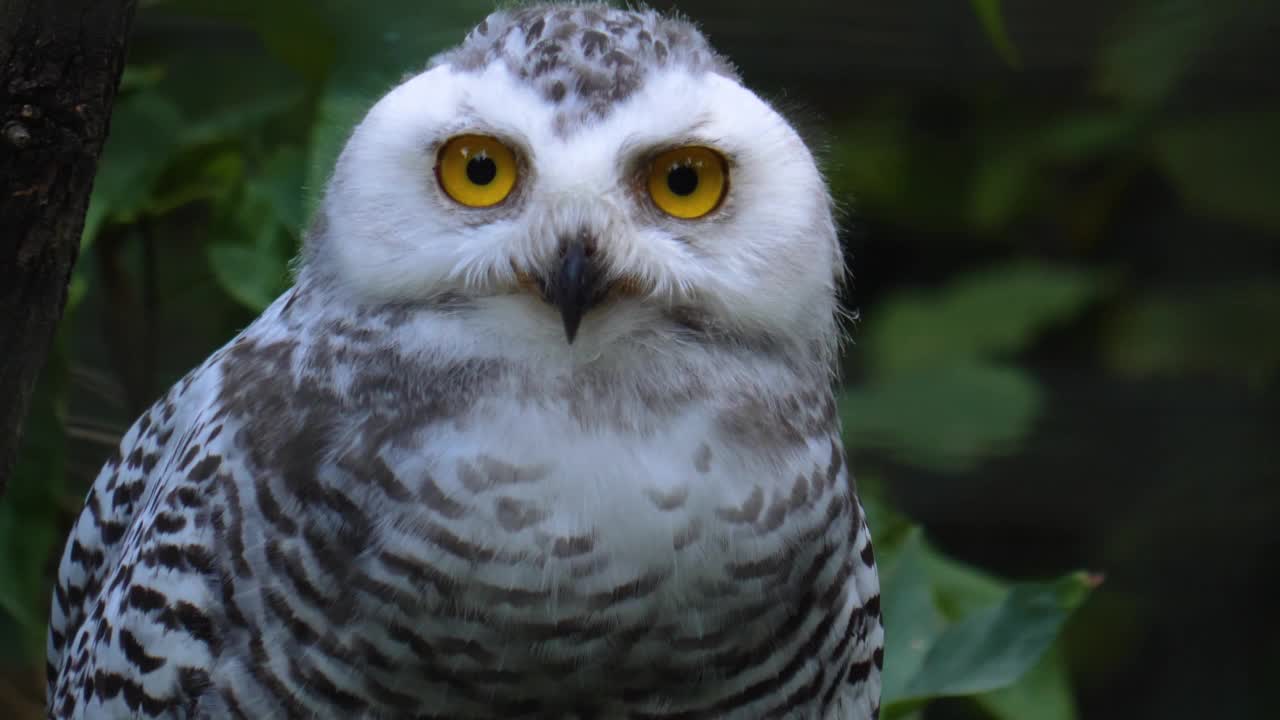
[48,4,882,718]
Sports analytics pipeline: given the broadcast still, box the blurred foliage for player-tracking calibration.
[844,262,1112,474]
[969,0,1020,68]
[3,0,1278,717]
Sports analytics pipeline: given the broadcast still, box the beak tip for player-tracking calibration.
[561,312,582,344]
[548,239,596,345]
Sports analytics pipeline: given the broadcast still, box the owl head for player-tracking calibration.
[311,4,841,359]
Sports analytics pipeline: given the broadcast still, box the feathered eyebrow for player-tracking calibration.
[617,114,718,157]
[443,103,518,140]
[432,109,535,163]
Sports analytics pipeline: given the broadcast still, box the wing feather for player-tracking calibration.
[45,363,209,711]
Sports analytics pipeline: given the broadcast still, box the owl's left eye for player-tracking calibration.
[647,146,728,219]
[436,134,518,208]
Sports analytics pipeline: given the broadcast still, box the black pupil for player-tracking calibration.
[667,165,699,196]
[466,155,497,185]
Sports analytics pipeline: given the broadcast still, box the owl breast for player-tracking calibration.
[326,384,867,715]
[195,317,875,717]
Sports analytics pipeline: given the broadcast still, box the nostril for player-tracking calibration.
[558,231,598,257]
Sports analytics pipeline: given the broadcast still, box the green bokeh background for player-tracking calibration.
[3,1,1277,717]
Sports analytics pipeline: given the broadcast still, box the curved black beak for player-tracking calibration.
[543,240,603,344]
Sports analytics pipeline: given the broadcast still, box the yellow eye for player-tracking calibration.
[647,146,728,219]
[436,134,518,207]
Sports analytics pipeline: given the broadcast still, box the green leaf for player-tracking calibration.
[827,102,972,232]
[898,573,1094,700]
[920,546,1082,718]
[880,530,948,703]
[147,151,246,217]
[919,541,1007,618]
[967,143,1038,232]
[842,365,1042,473]
[228,164,303,257]
[879,528,1095,715]
[1154,111,1280,232]
[966,110,1146,233]
[1095,0,1242,103]
[846,262,1098,472]
[1036,111,1146,160]
[85,44,302,245]
[247,146,309,232]
[65,267,90,314]
[83,93,186,245]
[976,648,1080,720]
[863,262,1112,374]
[208,242,290,311]
[970,0,1020,68]
[1102,282,1280,386]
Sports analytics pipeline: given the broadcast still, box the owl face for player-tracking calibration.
[318,7,841,354]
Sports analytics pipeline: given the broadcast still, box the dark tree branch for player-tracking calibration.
[0,0,138,495]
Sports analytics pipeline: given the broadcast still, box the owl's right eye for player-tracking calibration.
[435,134,518,208]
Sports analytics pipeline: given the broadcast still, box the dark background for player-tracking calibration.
[2,1,1277,717]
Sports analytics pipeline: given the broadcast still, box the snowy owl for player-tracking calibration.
[47,4,883,718]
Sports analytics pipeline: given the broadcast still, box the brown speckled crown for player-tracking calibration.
[432,3,739,129]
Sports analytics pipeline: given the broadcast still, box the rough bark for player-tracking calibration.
[0,0,138,496]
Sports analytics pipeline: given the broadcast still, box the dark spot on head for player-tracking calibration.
[524,17,545,43]
[581,29,609,57]
[603,49,634,68]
